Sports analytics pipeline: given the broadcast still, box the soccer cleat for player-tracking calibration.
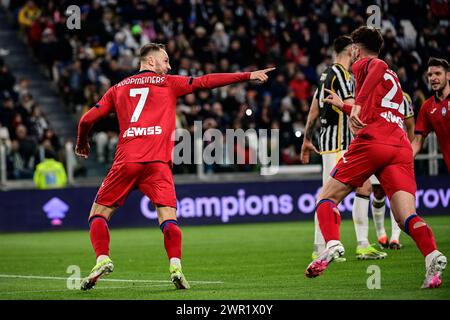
[389,240,402,250]
[422,253,447,289]
[305,243,345,278]
[312,251,346,262]
[377,235,389,249]
[356,244,388,260]
[170,265,190,289]
[80,257,114,291]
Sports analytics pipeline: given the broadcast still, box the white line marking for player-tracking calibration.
[0,284,171,295]
[0,274,223,284]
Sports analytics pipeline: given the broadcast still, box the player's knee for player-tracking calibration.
[317,187,342,204]
[316,196,339,207]
[356,182,371,197]
[89,203,116,221]
[88,213,109,226]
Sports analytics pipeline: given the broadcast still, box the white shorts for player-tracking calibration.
[322,150,347,184]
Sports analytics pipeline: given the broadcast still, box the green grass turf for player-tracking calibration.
[0,216,449,300]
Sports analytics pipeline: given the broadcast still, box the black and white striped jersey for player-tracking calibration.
[315,63,354,153]
[401,91,414,120]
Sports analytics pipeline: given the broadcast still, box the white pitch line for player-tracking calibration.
[0,284,172,295]
[0,274,224,284]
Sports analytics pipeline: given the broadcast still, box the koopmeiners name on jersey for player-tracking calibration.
[123,126,162,138]
[117,76,166,87]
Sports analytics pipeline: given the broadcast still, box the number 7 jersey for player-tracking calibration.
[82,70,250,164]
[351,57,410,147]
[95,70,182,164]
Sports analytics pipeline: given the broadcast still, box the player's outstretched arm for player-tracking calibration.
[170,68,276,97]
[249,67,276,83]
[301,92,320,164]
[191,67,276,91]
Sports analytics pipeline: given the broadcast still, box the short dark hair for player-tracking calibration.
[333,35,353,55]
[428,57,449,71]
[350,26,384,55]
[139,43,165,62]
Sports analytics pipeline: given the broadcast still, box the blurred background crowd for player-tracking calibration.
[0,0,449,179]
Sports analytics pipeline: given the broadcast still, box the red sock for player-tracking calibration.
[160,220,182,259]
[405,214,437,257]
[89,215,110,257]
[316,199,341,243]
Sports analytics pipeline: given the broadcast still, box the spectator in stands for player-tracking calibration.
[67,59,84,112]
[211,22,230,56]
[38,28,59,77]
[17,92,35,118]
[0,96,16,134]
[0,124,11,149]
[42,128,62,157]
[0,59,15,99]
[284,43,305,65]
[13,77,31,101]
[9,124,37,179]
[4,0,448,175]
[33,147,67,189]
[18,1,41,32]
[289,71,311,102]
[106,32,129,60]
[28,104,49,140]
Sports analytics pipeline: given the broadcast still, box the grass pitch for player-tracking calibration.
[0,217,449,300]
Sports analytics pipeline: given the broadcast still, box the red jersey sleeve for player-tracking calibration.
[169,73,251,97]
[355,59,387,107]
[96,86,116,112]
[168,75,195,97]
[415,102,432,137]
[77,87,115,145]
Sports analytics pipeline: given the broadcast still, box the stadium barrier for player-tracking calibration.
[0,176,448,232]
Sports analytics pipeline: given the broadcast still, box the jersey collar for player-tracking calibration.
[334,62,346,70]
[351,57,372,78]
[434,92,450,103]
[136,69,157,75]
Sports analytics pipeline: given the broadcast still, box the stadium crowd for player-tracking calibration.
[0,56,63,179]
[1,0,449,177]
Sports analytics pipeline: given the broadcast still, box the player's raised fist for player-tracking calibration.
[75,143,90,159]
[250,67,276,83]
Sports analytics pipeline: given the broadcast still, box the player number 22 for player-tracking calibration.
[381,73,400,111]
[130,87,149,122]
